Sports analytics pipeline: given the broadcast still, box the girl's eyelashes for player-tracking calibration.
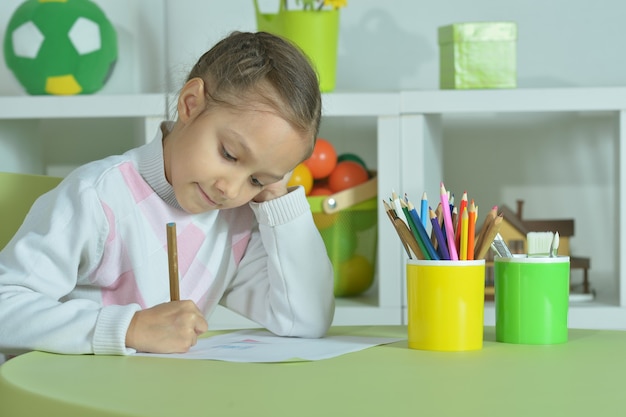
[250,177,264,188]
[221,146,236,162]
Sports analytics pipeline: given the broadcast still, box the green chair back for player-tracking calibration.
[0,172,62,250]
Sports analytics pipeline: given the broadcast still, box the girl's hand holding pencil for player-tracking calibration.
[125,222,209,354]
[125,301,209,354]
[384,182,503,261]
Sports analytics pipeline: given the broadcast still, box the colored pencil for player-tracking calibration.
[391,190,410,228]
[395,218,424,260]
[474,205,498,259]
[476,214,504,259]
[459,207,468,261]
[467,200,476,260]
[451,206,458,237]
[420,192,429,229]
[439,183,458,260]
[429,208,450,260]
[166,222,180,301]
[383,200,413,258]
[455,191,468,250]
[401,200,432,260]
[407,200,440,260]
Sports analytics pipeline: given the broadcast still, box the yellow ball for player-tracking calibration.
[313,211,339,230]
[287,163,313,195]
[334,255,375,297]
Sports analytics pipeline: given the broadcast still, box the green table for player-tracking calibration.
[0,326,622,417]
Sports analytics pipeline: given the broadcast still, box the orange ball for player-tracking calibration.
[327,161,369,193]
[287,163,313,195]
[304,138,337,179]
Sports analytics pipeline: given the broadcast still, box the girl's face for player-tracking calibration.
[164,99,310,214]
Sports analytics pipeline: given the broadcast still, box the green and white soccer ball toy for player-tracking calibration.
[3,0,118,95]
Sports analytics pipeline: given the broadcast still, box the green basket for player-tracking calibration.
[307,178,378,297]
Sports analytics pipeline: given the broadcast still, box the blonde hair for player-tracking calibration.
[186,31,321,151]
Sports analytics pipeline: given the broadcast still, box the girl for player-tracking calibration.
[0,31,335,355]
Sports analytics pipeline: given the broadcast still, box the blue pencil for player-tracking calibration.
[420,192,428,229]
[429,208,450,260]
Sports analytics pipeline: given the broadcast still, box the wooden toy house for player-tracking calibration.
[484,200,591,300]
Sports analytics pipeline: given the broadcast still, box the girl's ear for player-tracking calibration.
[177,78,206,123]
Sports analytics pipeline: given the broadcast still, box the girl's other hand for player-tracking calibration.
[252,170,292,203]
[125,300,209,353]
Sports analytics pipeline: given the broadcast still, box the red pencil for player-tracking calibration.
[455,191,468,250]
[467,200,476,260]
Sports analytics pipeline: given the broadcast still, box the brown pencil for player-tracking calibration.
[476,214,504,260]
[473,205,498,259]
[394,217,425,260]
[383,200,412,258]
[166,222,180,301]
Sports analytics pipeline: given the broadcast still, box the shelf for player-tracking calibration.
[401,87,626,114]
[5,87,624,329]
[399,86,626,329]
[322,92,400,117]
[0,94,166,120]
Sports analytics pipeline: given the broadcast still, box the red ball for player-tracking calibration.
[309,184,333,196]
[304,138,337,179]
[328,161,369,193]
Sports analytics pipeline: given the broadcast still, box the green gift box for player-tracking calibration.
[438,21,517,89]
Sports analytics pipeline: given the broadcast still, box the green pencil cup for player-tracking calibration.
[253,0,340,92]
[495,256,570,344]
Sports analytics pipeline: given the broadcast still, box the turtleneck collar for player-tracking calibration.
[134,121,182,210]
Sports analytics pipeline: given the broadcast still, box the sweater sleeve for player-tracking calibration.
[220,186,335,338]
[0,177,140,355]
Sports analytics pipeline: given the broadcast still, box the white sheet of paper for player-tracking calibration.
[135,330,403,362]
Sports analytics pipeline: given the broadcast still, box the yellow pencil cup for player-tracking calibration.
[406,259,485,351]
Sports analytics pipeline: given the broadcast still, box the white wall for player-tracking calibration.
[163,0,624,303]
[165,0,626,90]
[1,0,623,302]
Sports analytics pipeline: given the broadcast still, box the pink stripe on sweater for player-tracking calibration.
[94,202,146,307]
[119,162,154,203]
[232,230,251,265]
[101,269,147,308]
[175,222,205,278]
[93,201,127,287]
[180,257,213,307]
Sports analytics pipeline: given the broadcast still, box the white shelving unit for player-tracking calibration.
[0,0,168,174]
[400,87,626,330]
[4,86,626,331]
[0,95,166,145]
[0,94,166,175]
[0,94,166,120]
